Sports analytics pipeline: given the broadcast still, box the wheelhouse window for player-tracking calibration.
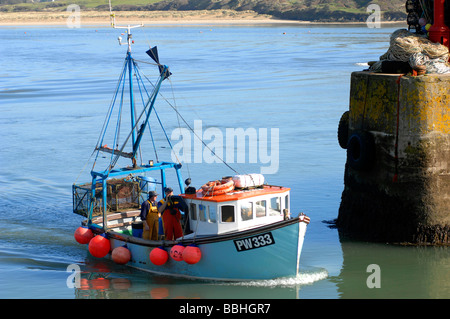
[241,202,253,221]
[190,203,197,221]
[221,205,235,223]
[208,205,217,223]
[199,204,207,221]
[284,194,289,211]
[255,200,266,218]
[269,197,281,216]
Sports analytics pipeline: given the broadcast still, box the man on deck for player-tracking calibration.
[158,187,183,240]
[140,191,160,240]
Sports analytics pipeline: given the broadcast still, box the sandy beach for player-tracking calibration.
[0,10,306,26]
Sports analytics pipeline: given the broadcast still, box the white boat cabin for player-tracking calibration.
[181,185,290,238]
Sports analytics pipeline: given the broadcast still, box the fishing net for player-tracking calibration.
[409,52,450,74]
[370,29,450,74]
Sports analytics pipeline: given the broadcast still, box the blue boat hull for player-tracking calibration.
[103,216,308,281]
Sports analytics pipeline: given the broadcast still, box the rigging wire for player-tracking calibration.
[133,60,160,162]
[168,77,191,179]
[111,67,126,164]
[91,58,128,172]
[89,2,241,178]
[162,94,240,175]
[138,64,240,176]
[133,60,154,164]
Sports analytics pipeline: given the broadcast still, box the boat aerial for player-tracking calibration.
[72,9,310,281]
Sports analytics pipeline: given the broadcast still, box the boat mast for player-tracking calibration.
[84,3,181,231]
[110,2,143,166]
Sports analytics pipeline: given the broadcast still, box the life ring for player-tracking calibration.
[201,179,234,196]
[347,130,375,171]
[337,111,349,149]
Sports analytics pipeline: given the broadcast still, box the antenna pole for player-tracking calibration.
[109,1,144,166]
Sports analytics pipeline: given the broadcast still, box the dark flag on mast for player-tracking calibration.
[146,46,171,79]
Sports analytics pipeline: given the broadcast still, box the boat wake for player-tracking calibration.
[218,268,328,288]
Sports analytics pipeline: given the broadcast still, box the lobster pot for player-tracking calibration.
[72,178,142,217]
[108,179,140,211]
[72,184,92,217]
[233,174,265,189]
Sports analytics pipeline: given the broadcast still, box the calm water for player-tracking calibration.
[0,23,449,300]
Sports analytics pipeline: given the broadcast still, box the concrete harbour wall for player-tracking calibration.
[337,71,450,245]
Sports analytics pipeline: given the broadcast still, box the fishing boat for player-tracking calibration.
[72,15,310,281]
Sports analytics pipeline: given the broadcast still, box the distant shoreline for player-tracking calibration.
[0,10,406,26]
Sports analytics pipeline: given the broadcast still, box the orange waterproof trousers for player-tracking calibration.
[162,210,183,240]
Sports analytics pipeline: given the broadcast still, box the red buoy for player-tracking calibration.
[182,245,201,264]
[149,247,168,266]
[111,246,131,265]
[88,235,111,258]
[170,244,185,261]
[74,226,94,244]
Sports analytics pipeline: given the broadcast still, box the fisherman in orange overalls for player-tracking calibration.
[140,191,160,240]
[157,187,183,240]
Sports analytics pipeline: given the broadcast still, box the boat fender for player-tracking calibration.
[150,247,169,266]
[182,244,201,265]
[346,130,375,171]
[88,234,111,258]
[112,245,131,265]
[170,244,185,261]
[74,226,94,244]
[337,111,349,149]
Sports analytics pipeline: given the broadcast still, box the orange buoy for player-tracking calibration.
[150,247,168,266]
[88,234,111,258]
[111,246,131,265]
[170,244,185,261]
[182,244,201,264]
[74,226,94,244]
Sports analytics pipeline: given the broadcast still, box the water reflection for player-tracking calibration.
[334,240,450,298]
[73,257,328,299]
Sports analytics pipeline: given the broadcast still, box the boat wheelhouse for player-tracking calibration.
[183,184,291,238]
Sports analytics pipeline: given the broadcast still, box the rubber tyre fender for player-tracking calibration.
[346,130,375,171]
[337,111,349,149]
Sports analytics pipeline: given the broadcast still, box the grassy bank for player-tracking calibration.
[0,0,406,23]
